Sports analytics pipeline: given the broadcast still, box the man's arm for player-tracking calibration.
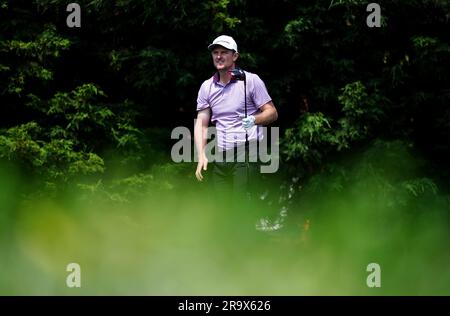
[254,101,278,125]
[194,108,211,181]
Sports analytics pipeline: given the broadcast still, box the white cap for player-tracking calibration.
[208,35,238,52]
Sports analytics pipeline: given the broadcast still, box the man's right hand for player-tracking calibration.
[195,155,208,181]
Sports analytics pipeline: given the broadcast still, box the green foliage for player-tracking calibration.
[283,17,314,49]
[328,0,367,8]
[204,0,241,32]
[0,24,70,95]
[336,81,385,148]
[296,140,442,214]
[0,122,104,185]
[26,83,142,153]
[0,0,449,198]
[73,161,193,203]
[0,17,141,190]
[0,2,449,295]
[283,81,387,171]
[402,178,438,197]
[283,112,333,164]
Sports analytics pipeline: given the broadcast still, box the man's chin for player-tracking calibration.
[216,65,228,71]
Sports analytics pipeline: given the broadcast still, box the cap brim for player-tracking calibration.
[208,43,236,52]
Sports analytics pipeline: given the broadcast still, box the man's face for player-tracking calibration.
[211,46,239,71]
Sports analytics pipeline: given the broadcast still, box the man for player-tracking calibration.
[194,35,277,198]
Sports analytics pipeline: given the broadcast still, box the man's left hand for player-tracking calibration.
[241,115,256,130]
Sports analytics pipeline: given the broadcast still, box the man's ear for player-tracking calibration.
[233,52,239,62]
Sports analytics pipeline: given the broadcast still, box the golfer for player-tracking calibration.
[194,35,278,198]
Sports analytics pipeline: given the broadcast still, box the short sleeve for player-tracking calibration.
[196,81,210,111]
[251,74,272,108]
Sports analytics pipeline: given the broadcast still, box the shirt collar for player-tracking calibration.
[212,72,237,85]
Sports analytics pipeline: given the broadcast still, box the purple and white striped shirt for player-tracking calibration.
[196,71,272,151]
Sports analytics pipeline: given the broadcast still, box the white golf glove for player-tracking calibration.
[241,115,256,130]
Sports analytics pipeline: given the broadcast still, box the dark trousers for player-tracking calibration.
[212,160,260,199]
[211,142,275,231]
[211,141,262,201]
